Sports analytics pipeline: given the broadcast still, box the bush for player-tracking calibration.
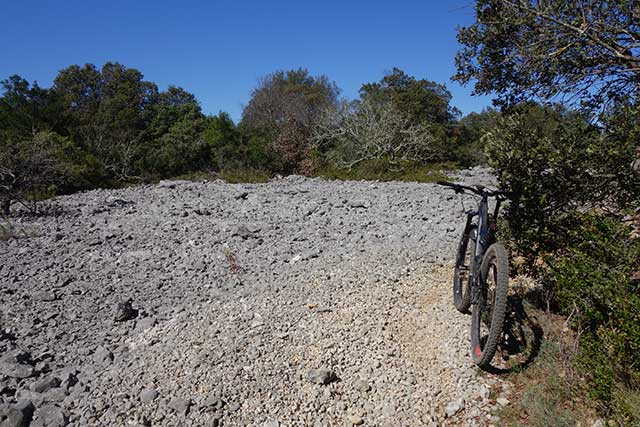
[547,214,640,406]
[316,158,452,182]
[484,103,639,259]
[0,131,68,214]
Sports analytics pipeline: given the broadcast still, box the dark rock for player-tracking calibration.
[58,370,78,391]
[108,199,134,208]
[306,368,337,385]
[114,300,138,322]
[349,200,369,209]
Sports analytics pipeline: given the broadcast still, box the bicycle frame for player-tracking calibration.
[468,195,502,303]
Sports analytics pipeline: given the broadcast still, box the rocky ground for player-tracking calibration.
[1,168,514,427]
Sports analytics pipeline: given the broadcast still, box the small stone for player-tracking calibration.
[591,420,605,427]
[232,225,256,239]
[478,384,490,400]
[306,368,337,385]
[135,317,157,331]
[496,397,510,406]
[30,376,61,394]
[234,191,249,200]
[0,363,34,379]
[140,389,159,403]
[347,415,364,425]
[349,200,368,209]
[168,397,191,416]
[445,398,465,417]
[262,420,280,427]
[43,388,67,403]
[354,379,370,392]
[93,346,113,365]
[38,292,57,302]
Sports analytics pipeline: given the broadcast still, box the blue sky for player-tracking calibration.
[1,0,492,122]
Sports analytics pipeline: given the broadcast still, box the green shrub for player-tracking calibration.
[484,104,639,260]
[316,158,452,182]
[547,214,640,409]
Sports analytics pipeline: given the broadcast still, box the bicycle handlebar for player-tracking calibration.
[436,181,509,199]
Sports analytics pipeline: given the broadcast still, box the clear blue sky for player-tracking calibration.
[1,0,492,122]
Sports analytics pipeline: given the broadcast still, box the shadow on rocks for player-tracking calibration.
[485,292,544,375]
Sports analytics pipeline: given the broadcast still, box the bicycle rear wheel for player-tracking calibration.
[470,243,509,368]
[453,225,476,314]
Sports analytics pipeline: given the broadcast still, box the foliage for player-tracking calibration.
[450,108,500,167]
[315,98,443,169]
[141,113,210,178]
[315,69,466,172]
[359,67,460,125]
[0,62,491,195]
[483,103,639,259]
[203,112,242,170]
[457,1,640,418]
[316,159,451,183]
[454,0,640,114]
[0,131,68,214]
[547,214,640,409]
[498,336,599,427]
[241,68,340,173]
[54,62,159,178]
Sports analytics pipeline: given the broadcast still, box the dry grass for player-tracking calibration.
[496,292,602,427]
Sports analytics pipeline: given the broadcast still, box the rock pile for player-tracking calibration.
[1,170,510,426]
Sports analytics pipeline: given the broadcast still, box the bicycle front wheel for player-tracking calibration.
[470,243,509,368]
[453,225,476,314]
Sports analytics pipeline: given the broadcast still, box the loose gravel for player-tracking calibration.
[1,167,511,426]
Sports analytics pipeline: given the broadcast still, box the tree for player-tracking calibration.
[54,62,158,179]
[0,131,67,215]
[314,98,439,169]
[241,68,340,173]
[454,0,640,114]
[142,114,210,177]
[0,75,64,139]
[203,112,241,170]
[450,108,500,166]
[360,67,460,125]
[144,85,202,140]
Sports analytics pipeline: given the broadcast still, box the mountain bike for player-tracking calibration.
[436,181,510,368]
